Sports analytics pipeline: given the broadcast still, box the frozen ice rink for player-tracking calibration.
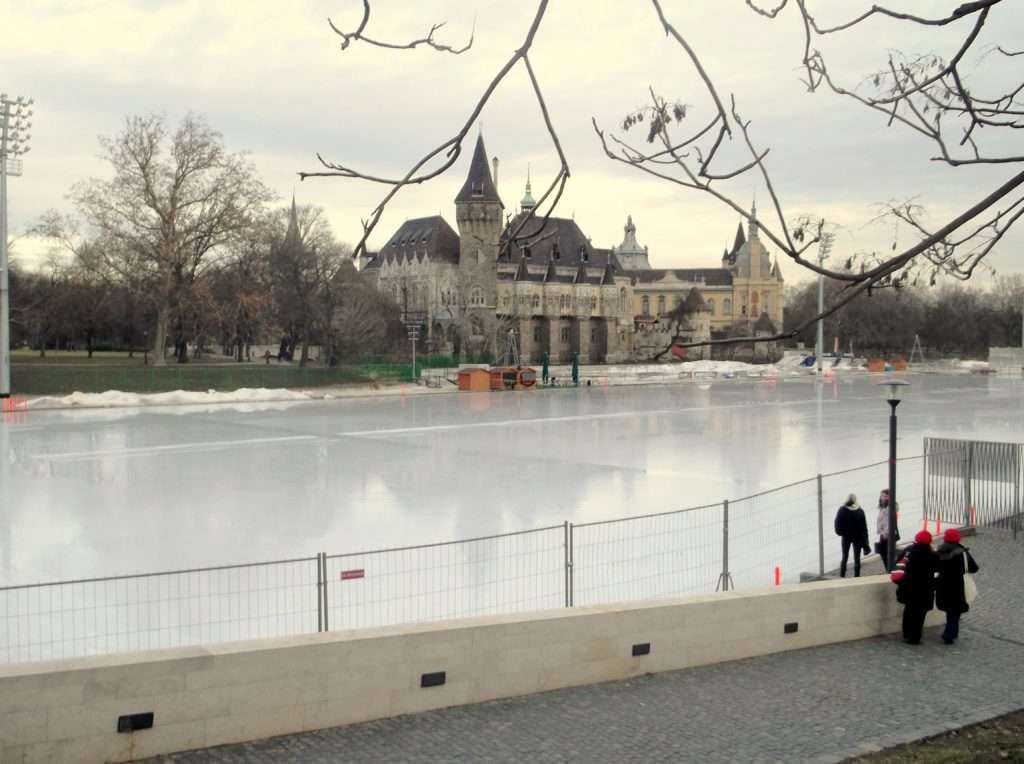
[2,373,1021,588]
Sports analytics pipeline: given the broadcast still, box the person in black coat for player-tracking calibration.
[935,528,980,645]
[891,530,939,645]
[834,494,870,577]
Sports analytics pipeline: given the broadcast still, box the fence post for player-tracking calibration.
[565,518,573,606]
[321,553,330,632]
[716,500,731,592]
[964,443,974,529]
[568,523,575,607]
[922,438,929,529]
[316,553,323,633]
[817,474,825,577]
[1015,446,1021,541]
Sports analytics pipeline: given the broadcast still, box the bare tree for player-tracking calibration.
[72,114,271,365]
[302,0,1023,349]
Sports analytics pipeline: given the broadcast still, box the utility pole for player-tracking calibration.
[0,93,34,400]
[815,233,834,376]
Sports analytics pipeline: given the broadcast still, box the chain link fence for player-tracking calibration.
[2,438,1019,665]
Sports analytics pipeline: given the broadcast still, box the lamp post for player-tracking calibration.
[815,233,834,376]
[0,93,34,400]
[880,378,910,571]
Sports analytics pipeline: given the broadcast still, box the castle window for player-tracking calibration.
[723,298,732,315]
[763,291,771,314]
[470,286,485,306]
[532,294,540,309]
[580,246,589,263]
[533,325,542,342]
[503,295,510,308]
[619,288,627,313]
[657,295,666,315]
[472,183,483,197]
[641,295,650,315]
[707,298,716,316]
[560,327,571,342]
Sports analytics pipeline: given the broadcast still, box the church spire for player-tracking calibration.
[285,192,300,244]
[520,164,536,211]
[748,199,759,240]
[455,134,503,207]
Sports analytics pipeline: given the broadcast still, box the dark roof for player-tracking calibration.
[631,268,733,286]
[684,286,708,313]
[731,223,746,255]
[754,312,777,333]
[455,135,503,206]
[375,215,461,265]
[500,214,619,271]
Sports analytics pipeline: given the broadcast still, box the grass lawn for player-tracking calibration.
[844,709,1024,763]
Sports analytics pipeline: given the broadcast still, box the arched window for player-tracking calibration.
[657,295,666,314]
[532,294,540,309]
[642,295,650,315]
[751,291,759,314]
[707,298,716,316]
[723,298,732,315]
[763,291,771,314]
[470,286,484,306]
[619,287,627,312]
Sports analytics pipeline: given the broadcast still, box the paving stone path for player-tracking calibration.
[145,530,1023,764]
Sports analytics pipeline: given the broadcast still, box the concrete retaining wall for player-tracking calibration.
[0,577,940,763]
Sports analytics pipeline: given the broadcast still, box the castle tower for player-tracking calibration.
[454,134,504,352]
[612,215,651,270]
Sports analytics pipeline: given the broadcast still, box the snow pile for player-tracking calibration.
[958,360,992,372]
[27,387,314,410]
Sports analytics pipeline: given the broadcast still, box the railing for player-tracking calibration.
[2,440,1018,665]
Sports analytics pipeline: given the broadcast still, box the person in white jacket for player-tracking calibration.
[876,489,899,571]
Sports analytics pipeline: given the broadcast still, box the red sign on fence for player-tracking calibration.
[340,569,365,581]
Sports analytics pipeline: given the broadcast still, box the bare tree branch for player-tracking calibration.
[327,0,473,54]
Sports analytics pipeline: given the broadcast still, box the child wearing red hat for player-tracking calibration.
[891,530,939,644]
[935,528,980,645]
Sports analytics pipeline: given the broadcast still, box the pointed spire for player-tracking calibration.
[731,222,746,254]
[748,198,759,240]
[285,192,300,244]
[455,134,503,206]
[520,163,536,210]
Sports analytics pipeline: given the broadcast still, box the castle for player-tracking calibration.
[363,135,784,363]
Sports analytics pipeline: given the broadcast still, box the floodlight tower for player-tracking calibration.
[0,93,33,399]
[815,233,834,375]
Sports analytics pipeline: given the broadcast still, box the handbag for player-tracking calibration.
[963,551,978,602]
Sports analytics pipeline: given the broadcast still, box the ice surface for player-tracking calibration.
[2,373,1021,587]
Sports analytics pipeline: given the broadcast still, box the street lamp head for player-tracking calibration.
[878,377,910,402]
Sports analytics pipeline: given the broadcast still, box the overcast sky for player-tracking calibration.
[3,0,1022,285]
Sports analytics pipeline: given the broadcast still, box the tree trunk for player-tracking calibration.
[152,306,169,366]
[300,320,311,367]
[86,327,95,359]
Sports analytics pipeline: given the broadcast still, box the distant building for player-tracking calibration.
[362,134,784,362]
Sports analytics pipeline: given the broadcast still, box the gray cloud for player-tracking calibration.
[3,0,1021,284]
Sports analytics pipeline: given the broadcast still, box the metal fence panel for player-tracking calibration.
[322,526,565,631]
[0,558,320,664]
[571,503,723,606]
[728,478,820,588]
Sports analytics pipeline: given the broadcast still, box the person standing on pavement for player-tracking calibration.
[876,488,900,572]
[835,494,871,578]
[890,530,939,645]
[935,528,980,645]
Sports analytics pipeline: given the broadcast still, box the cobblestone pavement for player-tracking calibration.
[144,530,1023,764]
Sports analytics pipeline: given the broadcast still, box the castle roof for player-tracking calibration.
[500,214,621,271]
[455,134,503,206]
[373,215,461,266]
[753,312,777,333]
[684,286,708,313]
[631,268,734,286]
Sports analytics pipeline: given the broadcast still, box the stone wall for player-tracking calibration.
[0,578,941,763]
